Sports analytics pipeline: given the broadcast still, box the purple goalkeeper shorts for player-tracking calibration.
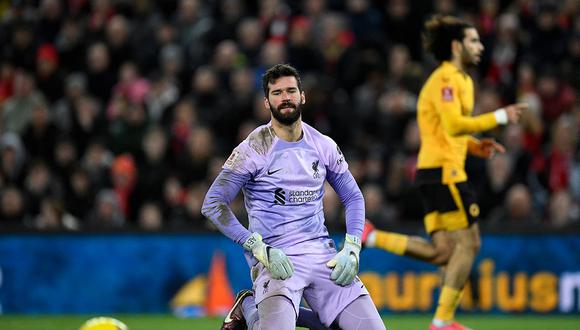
[250,238,369,327]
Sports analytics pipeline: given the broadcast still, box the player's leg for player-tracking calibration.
[250,295,296,330]
[333,294,386,330]
[363,218,455,265]
[363,180,458,265]
[431,224,479,329]
[363,225,454,265]
[221,289,330,330]
[431,182,481,330]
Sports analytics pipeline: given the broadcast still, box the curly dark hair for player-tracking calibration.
[423,15,474,62]
[261,63,302,96]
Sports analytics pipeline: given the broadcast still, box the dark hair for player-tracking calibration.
[261,64,302,96]
[423,15,474,62]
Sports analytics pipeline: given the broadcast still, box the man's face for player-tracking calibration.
[265,76,305,125]
[461,27,484,66]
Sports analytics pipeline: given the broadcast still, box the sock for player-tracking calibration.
[297,307,329,330]
[374,231,409,255]
[242,294,258,329]
[433,286,462,324]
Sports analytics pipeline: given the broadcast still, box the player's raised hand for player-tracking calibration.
[472,138,505,159]
[327,234,361,286]
[504,103,528,124]
[243,232,294,280]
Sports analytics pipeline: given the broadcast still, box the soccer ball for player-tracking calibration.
[79,317,128,330]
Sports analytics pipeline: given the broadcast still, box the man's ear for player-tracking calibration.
[301,92,306,104]
[451,39,462,56]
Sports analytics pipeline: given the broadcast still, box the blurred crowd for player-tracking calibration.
[0,0,578,231]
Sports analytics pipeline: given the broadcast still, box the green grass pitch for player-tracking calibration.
[0,314,578,330]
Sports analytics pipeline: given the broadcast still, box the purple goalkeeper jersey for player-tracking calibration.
[202,121,364,256]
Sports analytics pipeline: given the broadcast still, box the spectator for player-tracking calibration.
[53,72,88,132]
[104,15,133,73]
[64,166,96,222]
[363,183,397,227]
[23,160,62,215]
[55,18,87,72]
[70,95,107,153]
[110,154,138,220]
[133,126,171,211]
[34,43,64,104]
[0,186,30,228]
[547,189,579,228]
[479,153,515,220]
[536,67,575,122]
[52,137,78,183]
[20,99,59,163]
[87,189,126,228]
[2,70,46,135]
[86,42,116,104]
[176,125,215,185]
[0,132,27,185]
[137,201,164,231]
[32,197,79,230]
[489,184,540,226]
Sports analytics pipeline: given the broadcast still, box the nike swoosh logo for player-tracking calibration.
[267,168,282,175]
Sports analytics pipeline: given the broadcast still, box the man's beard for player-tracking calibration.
[461,48,479,67]
[270,101,302,125]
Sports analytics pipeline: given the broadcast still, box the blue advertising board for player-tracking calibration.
[0,233,579,314]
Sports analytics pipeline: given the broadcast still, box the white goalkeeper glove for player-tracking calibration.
[326,233,361,286]
[243,232,294,280]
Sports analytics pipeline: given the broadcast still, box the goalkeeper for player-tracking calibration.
[202,64,385,330]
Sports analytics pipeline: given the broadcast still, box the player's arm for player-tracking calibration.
[437,82,499,136]
[327,170,365,238]
[467,136,506,159]
[201,169,252,244]
[437,78,526,136]
[326,170,364,286]
[202,168,294,280]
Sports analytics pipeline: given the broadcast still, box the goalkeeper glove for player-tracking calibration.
[243,232,294,280]
[326,233,361,286]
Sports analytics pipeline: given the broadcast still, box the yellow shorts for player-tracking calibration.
[417,179,480,235]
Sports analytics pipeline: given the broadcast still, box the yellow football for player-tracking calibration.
[79,317,128,330]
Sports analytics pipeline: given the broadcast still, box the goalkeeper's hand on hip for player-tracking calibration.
[243,232,294,280]
[326,233,361,286]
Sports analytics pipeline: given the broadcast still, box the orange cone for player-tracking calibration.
[205,251,235,316]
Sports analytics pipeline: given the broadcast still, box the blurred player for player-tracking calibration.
[202,64,385,330]
[363,15,526,330]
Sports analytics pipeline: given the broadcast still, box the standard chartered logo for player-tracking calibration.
[289,189,319,203]
[272,188,319,204]
[273,188,286,205]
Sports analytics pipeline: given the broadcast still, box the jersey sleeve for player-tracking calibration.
[322,137,348,174]
[323,137,364,238]
[201,140,260,245]
[435,74,499,136]
[201,169,252,245]
[223,140,259,176]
